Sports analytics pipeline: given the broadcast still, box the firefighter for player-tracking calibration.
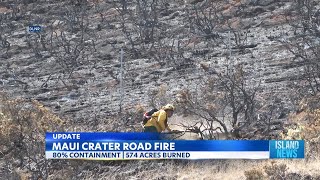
[143,104,175,133]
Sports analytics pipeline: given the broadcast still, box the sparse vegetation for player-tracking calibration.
[264,162,288,180]
[1,0,320,179]
[244,168,264,180]
[148,84,171,109]
[186,0,224,40]
[176,65,267,139]
[0,92,66,179]
[284,0,320,96]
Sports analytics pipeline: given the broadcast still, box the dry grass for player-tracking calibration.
[175,160,263,180]
[152,159,320,180]
[0,93,66,150]
[1,93,319,180]
[161,95,320,180]
[0,92,66,179]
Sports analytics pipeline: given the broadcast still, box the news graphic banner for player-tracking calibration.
[45,133,304,160]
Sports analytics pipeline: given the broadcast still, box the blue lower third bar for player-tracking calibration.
[269,140,304,159]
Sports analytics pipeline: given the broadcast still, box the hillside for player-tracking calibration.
[1,0,303,129]
[1,0,320,179]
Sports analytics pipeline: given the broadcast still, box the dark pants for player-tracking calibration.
[144,126,158,133]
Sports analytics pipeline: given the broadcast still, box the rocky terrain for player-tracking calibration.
[0,0,305,130]
[1,0,320,179]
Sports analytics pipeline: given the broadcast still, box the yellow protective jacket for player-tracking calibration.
[144,109,171,132]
